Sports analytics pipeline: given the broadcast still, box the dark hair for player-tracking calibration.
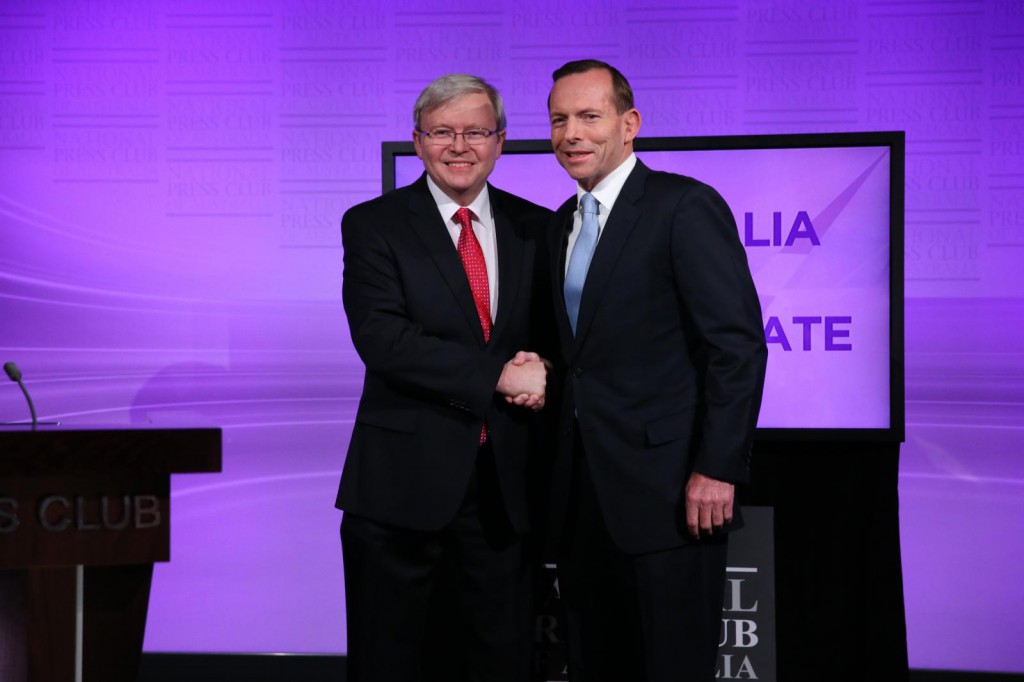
[550,59,635,113]
[414,74,506,132]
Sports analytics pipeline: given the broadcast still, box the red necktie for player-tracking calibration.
[455,207,491,342]
[455,207,490,444]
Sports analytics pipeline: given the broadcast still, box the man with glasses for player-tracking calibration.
[337,74,553,682]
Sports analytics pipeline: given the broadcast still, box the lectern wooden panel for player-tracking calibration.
[0,427,221,682]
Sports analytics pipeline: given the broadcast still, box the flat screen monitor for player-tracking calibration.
[383,132,905,441]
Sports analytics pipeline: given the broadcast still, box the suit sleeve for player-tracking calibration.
[670,183,768,483]
[341,206,505,418]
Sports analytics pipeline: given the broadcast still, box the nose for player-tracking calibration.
[450,132,469,152]
[563,117,580,142]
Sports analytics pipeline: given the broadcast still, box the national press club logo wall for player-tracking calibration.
[534,507,776,681]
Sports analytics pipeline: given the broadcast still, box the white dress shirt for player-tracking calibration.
[427,176,499,318]
[564,153,638,276]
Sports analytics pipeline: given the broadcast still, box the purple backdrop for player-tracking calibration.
[1,0,1022,674]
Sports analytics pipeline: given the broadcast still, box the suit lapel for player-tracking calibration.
[571,161,649,348]
[490,187,523,345]
[551,199,576,350]
[407,176,487,346]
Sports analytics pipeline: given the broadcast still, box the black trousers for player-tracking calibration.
[341,443,532,682]
[558,434,728,682]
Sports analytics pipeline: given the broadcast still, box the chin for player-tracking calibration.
[558,163,583,179]
[567,162,592,178]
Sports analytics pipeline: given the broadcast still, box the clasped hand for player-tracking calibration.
[496,351,549,411]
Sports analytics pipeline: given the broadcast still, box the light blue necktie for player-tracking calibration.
[564,192,599,335]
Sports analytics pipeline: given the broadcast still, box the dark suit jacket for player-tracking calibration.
[337,174,553,534]
[548,159,767,555]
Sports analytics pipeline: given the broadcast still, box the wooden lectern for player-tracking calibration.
[0,427,221,682]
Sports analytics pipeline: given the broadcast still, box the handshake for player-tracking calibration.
[496,350,550,411]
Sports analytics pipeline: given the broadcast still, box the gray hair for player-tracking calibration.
[413,74,506,132]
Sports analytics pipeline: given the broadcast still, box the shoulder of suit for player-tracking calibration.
[642,167,726,203]
[644,167,703,190]
[489,185,554,221]
[342,182,418,225]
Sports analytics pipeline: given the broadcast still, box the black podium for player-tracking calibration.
[0,427,221,682]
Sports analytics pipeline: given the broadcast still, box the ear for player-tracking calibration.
[622,108,641,144]
[412,129,424,159]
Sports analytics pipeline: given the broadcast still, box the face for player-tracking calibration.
[548,69,641,192]
[413,92,505,205]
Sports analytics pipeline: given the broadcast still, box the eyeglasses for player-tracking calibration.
[417,128,498,146]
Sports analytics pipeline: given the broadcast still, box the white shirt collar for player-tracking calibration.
[426,175,492,228]
[576,153,637,215]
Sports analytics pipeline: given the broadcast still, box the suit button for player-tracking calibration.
[572,367,583,378]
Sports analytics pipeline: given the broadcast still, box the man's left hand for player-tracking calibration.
[684,472,734,539]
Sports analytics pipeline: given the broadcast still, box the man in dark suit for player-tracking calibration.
[337,74,553,682]
[544,60,768,681]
